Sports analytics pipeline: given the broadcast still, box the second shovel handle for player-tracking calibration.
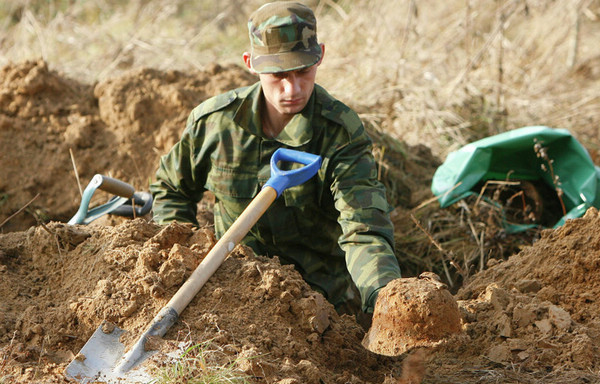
[94,175,135,198]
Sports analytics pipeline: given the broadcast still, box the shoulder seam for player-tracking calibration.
[191,89,239,123]
[315,85,364,140]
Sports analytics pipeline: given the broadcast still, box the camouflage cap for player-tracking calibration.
[248,2,322,74]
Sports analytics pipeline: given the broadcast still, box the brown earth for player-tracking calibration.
[0,60,256,232]
[1,61,599,383]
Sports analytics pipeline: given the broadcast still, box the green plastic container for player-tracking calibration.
[431,126,600,231]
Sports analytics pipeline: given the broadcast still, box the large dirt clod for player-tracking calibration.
[362,272,462,356]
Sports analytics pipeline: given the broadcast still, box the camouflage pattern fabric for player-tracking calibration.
[150,82,402,313]
[247,1,322,74]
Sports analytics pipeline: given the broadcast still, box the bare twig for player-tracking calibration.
[0,331,18,374]
[33,335,48,381]
[70,148,83,198]
[496,0,506,119]
[398,0,416,60]
[479,230,485,272]
[474,180,520,207]
[466,216,486,273]
[29,211,64,265]
[320,0,350,20]
[464,0,472,83]
[413,181,463,211]
[567,4,581,68]
[447,0,522,99]
[534,139,567,216]
[23,10,48,61]
[409,213,468,286]
[0,193,40,229]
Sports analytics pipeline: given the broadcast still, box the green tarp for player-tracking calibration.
[431,126,600,230]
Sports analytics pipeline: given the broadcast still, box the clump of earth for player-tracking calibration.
[1,61,599,383]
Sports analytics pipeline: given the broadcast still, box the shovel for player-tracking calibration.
[65,148,322,383]
[68,174,153,225]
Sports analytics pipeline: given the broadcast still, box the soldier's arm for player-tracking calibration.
[150,116,208,226]
[331,134,402,313]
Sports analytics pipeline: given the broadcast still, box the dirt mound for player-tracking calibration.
[0,60,255,232]
[2,209,600,383]
[0,220,407,383]
[0,60,436,235]
[1,60,599,383]
[437,207,600,383]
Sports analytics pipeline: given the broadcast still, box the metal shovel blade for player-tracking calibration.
[65,322,153,383]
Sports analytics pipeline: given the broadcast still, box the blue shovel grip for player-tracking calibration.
[263,148,322,197]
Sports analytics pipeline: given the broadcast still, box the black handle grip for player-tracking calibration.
[110,192,153,218]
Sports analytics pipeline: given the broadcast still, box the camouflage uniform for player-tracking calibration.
[151,2,401,313]
[150,82,401,313]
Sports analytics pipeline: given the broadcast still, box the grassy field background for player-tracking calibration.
[1,3,599,382]
[2,0,599,159]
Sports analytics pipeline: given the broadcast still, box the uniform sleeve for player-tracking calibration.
[149,112,209,226]
[330,129,402,313]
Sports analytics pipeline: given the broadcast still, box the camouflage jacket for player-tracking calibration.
[150,82,401,312]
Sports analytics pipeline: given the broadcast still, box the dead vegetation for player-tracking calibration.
[1,1,600,383]
[1,0,599,292]
[2,0,599,158]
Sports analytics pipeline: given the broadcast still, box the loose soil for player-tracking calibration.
[1,61,599,383]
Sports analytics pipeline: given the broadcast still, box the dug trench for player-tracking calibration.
[1,61,599,383]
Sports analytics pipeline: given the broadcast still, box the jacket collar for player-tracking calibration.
[233,82,314,147]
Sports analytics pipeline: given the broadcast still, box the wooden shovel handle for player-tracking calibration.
[167,186,278,314]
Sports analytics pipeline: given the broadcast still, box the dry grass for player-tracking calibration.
[392,187,546,290]
[319,0,600,157]
[1,0,599,286]
[1,0,599,158]
[153,340,252,384]
[1,3,599,382]
[0,1,265,80]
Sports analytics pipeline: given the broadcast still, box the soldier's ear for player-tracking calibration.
[316,44,325,66]
[242,52,257,74]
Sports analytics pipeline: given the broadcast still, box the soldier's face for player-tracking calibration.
[259,64,318,116]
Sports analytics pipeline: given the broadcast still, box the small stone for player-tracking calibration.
[507,338,528,351]
[497,314,512,338]
[535,319,553,334]
[512,304,536,328]
[514,279,542,293]
[548,305,571,330]
[482,284,511,311]
[31,324,44,335]
[121,301,139,317]
[101,322,116,334]
[277,379,299,384]
[487,343,511,363]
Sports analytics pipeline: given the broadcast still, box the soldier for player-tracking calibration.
[150,1,402,321]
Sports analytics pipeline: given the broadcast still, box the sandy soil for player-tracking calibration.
[1,61,599,383]
[0,60,256,232]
